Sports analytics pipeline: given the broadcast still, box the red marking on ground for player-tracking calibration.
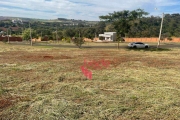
[81,66,92,80]
[83,59,111,70]
[81,59,111,80]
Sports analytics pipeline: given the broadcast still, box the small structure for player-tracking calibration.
[12,19,23,24]
[99,32,117,41]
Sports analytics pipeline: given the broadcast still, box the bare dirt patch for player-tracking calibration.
[0,95,30,111]
[0,51,72,63]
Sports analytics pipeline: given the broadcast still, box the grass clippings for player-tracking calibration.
[0,42,179,119]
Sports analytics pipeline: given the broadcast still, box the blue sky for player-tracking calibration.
[0,0,180,21]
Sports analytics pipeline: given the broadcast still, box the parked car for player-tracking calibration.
[128,42,149,48]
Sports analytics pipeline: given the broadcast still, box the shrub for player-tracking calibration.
[72,37,84,48]
[167,37,173,41]
[66,38,71,43]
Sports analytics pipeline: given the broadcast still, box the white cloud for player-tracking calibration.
[0,0,179,20]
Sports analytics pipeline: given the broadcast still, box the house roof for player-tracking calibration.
[0,27,7,31]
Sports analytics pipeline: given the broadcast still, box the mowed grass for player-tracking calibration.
[0,42,180,120]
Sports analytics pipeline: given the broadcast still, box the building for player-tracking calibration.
[12,19,23,24]
[99,32,117,41]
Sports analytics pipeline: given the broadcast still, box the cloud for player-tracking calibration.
[0,0,179,20]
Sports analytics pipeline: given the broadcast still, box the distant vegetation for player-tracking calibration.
[100,9,180,39]
[0,9,180,41]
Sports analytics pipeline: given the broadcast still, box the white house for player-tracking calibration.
[99,32,117,41]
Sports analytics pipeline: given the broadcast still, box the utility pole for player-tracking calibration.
[56,26,58,43]
[117,34,121,49]
[39,31,42,43]
[29,22,32,46]
[79,30,81,47]
[94,32,97,41]
[7,28,9,43]
[9,28,11,36]
[157,13,164,48]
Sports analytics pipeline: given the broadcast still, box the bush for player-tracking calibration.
[66,38,71,43]
[41,36,49,41]
[62,37,71,43]
[72,37,84,48]
[167,37,173,41]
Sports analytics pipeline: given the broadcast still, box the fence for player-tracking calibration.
[84,37,180,42]
[0,37,22,42]
[124,38,180,42]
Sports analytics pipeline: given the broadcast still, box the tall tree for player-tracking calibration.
[95,21,106,34]
[63,28,76,38]
[22,28,38,40]
[83,28,96,39]
[99,9,149,37]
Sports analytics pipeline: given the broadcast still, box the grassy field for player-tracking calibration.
[0,42,180,120]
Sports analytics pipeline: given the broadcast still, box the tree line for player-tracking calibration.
[0,9,180,41]
[100,9,180,40]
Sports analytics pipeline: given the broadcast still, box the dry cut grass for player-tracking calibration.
[0,42,180,120]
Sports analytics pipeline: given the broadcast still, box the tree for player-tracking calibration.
[52,31,56,40]
[57,31,63,40]
[95,21,106,34]
[63,28,76,38]
[99,9,149,37]
[105,24,116,32]
[52,31,63,41]
[22,28,38,40]
[72,30,84,48]
[72,37,84,48]
[83,28,96,39]
[116,34,125,49]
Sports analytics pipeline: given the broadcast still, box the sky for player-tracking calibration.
[0,0,180,21]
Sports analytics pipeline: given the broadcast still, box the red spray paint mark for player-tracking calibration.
[81,66,92,80]
[80,59,111,80]
[84,59,111,70]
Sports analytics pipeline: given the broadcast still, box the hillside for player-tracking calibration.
[0,16,98,25]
